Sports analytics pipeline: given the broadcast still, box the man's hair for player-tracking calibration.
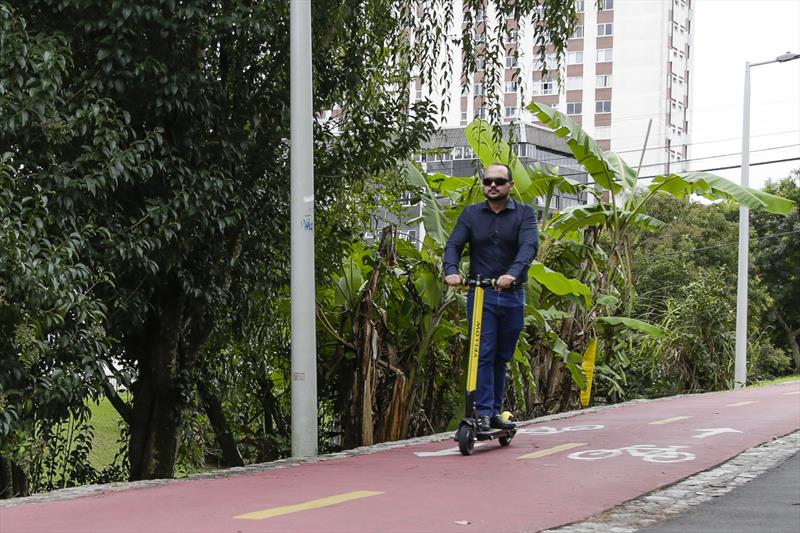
[484,162,513,182]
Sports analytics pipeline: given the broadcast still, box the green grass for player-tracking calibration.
[752,373,800,387]
[87,397,216,477]
[88,397,126,470]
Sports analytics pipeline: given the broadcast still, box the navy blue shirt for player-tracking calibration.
[444,199,539,282]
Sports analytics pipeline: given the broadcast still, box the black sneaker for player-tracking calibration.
[490,414,516,430]
[477,415,491,432]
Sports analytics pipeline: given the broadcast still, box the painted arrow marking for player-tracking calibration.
[414,444,486,457]
[692,428,743,439]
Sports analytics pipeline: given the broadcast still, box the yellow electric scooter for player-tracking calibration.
[454,275,516,456]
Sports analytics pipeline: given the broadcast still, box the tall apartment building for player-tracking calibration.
[414,0,694,177]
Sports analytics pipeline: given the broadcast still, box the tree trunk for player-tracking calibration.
[0,455,12,499]
[198,378,244,468]
[777,314,800,371]
[127,278,186,481]
[347,227,395,448]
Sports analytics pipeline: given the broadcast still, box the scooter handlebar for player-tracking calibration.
[461,276,497,288]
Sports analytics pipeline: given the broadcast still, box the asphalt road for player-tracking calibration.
[1,382,798,533]
[642,450,800,533]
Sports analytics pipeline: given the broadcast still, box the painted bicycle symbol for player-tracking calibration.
[568,444,695,463]
[518,424,605,436]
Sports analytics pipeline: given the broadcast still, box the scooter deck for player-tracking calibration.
[453,426,516,441]
[475,428,516,441]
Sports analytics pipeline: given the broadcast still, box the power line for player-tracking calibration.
[535,143,800,169]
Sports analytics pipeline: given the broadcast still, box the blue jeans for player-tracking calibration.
[467,287,525,417]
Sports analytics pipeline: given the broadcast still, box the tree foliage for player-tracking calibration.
[751,171,800,371]
[1,0,584,491]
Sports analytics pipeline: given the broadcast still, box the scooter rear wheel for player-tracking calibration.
[457,425,475,456]
[499,435,512,446]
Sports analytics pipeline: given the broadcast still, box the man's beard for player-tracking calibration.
[485,189,509,202]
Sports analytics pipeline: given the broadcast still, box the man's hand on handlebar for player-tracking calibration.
[445,274,462,286]
[496,274,516,290]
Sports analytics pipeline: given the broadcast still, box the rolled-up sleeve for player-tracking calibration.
[444,210,471,276]
[506,206,538,280]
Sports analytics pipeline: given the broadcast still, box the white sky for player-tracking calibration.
[690,0,800,190]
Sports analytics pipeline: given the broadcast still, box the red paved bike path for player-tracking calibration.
[2,383,798,533]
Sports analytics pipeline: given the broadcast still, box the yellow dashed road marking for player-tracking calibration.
[727,401,758,407]
[649,416,692,425]
[517,442,587,459]
[235,490,383,520]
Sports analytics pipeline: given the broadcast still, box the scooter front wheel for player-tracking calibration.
[457,424,475,456]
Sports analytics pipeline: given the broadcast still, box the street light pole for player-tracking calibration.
[290,0,318,456]
[734,51,800,389]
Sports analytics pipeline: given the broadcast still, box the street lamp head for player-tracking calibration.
[776,51,800,62]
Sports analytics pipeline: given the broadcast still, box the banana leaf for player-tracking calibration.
[528,260,592,307]
[650,172,795,215]
[465,120,532,193]
[527,101,635,194]
[597,316,666,338]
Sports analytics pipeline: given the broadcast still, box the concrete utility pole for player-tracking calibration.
[290,0,318,456]
[734,51,800,389]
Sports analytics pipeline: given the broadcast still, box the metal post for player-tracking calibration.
[733,52,800,389]
[290,0,318,457]
[734,62,751,390]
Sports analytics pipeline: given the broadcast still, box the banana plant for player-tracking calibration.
[402,155,595,411]
[522,101,794,407]
[527,100,793,312]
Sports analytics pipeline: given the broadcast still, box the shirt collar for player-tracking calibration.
[481,198,517,212]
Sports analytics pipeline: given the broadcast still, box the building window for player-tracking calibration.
[475,7,486,22]
[601,0,614,10]
[566,102,582,115]
[596,74,612,88]
[575,0,585,13]
[597,23,613,36]
[571,25,584,39]
[476,57,485,71]
[596,100,612,113]
[596,48,613,62]
[508,29,519,43]
[506,55,518,68]
[415,89,423,100]
[561,197,581,209]
[461,85,469,96]
[539,52,558,70]
[460,111,468,125]
[505,106,519,118]
[453,146,464,159]
[567,51,584,65]
[505,81,518,93]
[474,83,484,96]
[474,107,486,119]
[533,79,556,95]
[515,143,528,157]
[567,76,583,90]
[595,125,611,139]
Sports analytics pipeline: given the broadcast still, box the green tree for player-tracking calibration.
[751,171,800,371]
[0,4,125,496]
[2,0,585,487]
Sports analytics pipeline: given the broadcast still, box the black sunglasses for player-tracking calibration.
[482,177,509,186]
